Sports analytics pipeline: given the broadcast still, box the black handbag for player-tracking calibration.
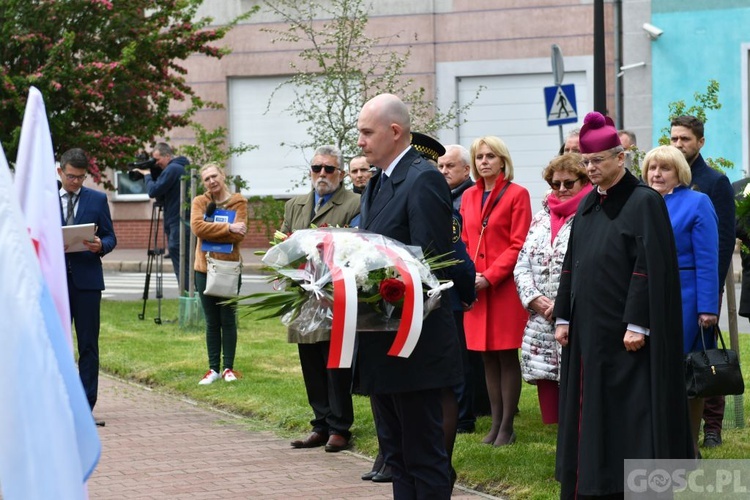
[685,326,745,399]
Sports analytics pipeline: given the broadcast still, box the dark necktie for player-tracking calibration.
[375,173,388,196]
[66,191,76,225]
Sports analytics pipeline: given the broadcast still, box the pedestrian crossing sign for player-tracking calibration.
[544,84,577,126]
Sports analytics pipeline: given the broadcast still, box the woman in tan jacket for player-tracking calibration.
[191,163,248,385]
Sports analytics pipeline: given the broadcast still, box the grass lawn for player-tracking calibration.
[99,299,750,499]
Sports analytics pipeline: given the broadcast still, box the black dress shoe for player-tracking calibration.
[703,431,722,448]
[372,464,393,483]
[324,434,350,452]
[361,469,379,480]
[362,452,385,480]
[291,431,327,448]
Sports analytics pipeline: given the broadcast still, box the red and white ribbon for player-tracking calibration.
[322,232,426,368]
[378,245,424,359]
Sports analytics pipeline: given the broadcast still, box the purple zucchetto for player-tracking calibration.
[578,112,621,154]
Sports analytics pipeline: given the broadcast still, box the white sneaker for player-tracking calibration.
[198,369,220,385]
[222,368,238,382]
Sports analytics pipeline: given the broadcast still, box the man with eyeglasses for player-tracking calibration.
[553,112,693,498]
[57,148,117,423]
[280,145,360,454]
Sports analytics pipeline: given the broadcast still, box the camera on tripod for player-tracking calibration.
[127,154,161,181]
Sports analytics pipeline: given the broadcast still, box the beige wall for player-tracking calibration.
[171,1,619,149]
[115,1,621,239]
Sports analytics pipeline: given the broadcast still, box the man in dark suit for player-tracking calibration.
[356,93,462,499]
[58,148,117,416]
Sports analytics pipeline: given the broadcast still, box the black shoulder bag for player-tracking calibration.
[685,325,745,399]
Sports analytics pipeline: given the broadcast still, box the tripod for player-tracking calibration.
[139,201,165,324]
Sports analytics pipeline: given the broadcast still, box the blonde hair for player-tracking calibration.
[642,145,692,187]
[470,136,514,181]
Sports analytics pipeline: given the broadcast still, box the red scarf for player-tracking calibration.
[546,184,593,243]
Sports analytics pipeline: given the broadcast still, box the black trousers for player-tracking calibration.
[68,281,101,410]
[297,342,353,438]
[373,388,451,500]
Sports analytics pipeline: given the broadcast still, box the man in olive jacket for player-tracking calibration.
[281,145,360,453]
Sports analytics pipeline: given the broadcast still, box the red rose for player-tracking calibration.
[379,278,406,303]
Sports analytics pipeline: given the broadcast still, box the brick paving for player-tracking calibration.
[88,375,498,499]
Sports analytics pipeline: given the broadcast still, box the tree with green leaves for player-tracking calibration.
[658,79,731,174]
[630,79,728,177]
[0,0,256,186]
[262,0,478,162]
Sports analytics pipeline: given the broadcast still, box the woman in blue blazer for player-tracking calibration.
[643,145,718,456]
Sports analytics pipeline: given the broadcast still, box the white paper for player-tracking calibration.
[62,223,96,253]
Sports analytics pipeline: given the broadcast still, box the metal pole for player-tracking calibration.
[189,174,197,297]
[613,0,623,128]
[179,179,186,294]
[593,0,607,113]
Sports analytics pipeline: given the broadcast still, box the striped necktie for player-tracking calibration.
[66,191,76,225]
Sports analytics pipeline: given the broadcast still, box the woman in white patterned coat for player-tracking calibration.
[513,154,591,424]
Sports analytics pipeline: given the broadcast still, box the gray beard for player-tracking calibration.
[315,180,337,196]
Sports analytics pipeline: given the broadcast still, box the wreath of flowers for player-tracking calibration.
[237,227,458,367]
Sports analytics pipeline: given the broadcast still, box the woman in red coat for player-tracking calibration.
[460,136,532,446]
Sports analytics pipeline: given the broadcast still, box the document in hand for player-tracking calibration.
[62,223,96,253]
[200,209,236,254]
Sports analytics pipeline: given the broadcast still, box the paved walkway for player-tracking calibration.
[89,375,498,499]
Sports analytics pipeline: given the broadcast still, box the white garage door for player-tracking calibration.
[457,72,589,212]
[228,77,311,198]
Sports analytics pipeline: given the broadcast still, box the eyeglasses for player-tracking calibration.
[580,152,619,167]
[65,173,87,181]
[548,179,580,191]
[311,164,339,174]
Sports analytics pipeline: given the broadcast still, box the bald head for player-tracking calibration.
[357,93,412,169]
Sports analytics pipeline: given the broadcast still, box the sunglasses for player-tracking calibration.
[311,164,339,174]
[548,179,580,191]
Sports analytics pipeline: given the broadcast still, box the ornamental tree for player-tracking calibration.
[0,0,256,186]
[262,0,479,162]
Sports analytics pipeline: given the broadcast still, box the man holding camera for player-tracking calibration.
[134,142,190,289]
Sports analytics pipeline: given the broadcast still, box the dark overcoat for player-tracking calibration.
[553,170,694,496]
[355,147,463,395]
